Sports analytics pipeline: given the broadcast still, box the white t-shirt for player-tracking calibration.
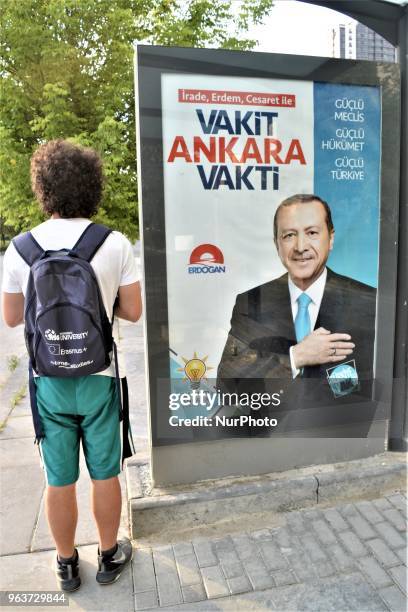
[2,218,139,377]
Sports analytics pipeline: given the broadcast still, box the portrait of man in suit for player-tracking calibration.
[216,194,377,436]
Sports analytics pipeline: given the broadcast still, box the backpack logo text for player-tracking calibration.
[45,328,89,341]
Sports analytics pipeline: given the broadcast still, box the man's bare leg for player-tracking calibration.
[45,483,78,559]
[91,476,122,552]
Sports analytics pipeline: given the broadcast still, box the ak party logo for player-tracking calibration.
[188,244,226,275]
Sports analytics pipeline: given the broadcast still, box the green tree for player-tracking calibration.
[0,0,273,243]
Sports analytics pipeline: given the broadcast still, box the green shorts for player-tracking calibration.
[35,375,121,487]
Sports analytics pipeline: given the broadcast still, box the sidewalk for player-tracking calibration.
[0,319,407,611]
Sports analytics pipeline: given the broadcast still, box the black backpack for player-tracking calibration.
[14,223,113,377]
[12,223,135,461]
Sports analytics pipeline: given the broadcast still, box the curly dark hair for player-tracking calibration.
[30,140,103,218]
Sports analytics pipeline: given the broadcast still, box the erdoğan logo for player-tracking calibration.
[188,244,226,274]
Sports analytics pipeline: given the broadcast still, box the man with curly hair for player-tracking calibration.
[1,140,142,591]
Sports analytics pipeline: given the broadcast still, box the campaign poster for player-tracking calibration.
[160,74,381,438]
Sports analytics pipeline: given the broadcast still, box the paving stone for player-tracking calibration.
[231,533,257,561]
[375,522,406,549]
[378,585,408,612]
[314,559,336,578]
[366,538,400,567]
[328,543,356,572]
[1,415,34,440]
[355,500,384,524]
[213,536,235,551]
[311,519,337,545]
[387,493,407,515]
[201,565,230,599]
[358,556,394,589]
[132,548,156,593]
[324,508,349,532]
[286,511,307,534]
[175,553,202,587]
[227,574,252,595]
[388,565,407,595]
[0,462,45,555]
[152,546,183,607]
[272,569,297,586]
[242,556,274,590]
[250,528,272,541]
[134,590,159,611]
[221,561,245,580]
[286,550,318,581]
[288,533,302,550]
[339,503,359,517]
[182,584,207,604]
[270,572,387,612]
[260,540,289,571]
[271,526,292,549]
[193,539,217,568]
[156,572,183,606]
[300,533,328,562]
[346,514,377,539]
[152,544,174,566]
[373,497,395,512]
[395,548,407,565]
[214,537,240,565]
[173,542,194,558]
[382,508,406,532]
[338,530,368,558]
[301,508,322,521]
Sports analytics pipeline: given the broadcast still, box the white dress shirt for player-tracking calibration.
[288,268,327,378]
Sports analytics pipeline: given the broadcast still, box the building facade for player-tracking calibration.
[334,22,396,61]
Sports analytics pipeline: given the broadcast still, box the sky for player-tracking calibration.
[250,0,357,57]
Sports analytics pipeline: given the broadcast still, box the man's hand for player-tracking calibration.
[292,327,355,368]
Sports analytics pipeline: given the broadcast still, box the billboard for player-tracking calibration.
[135,46,400,446]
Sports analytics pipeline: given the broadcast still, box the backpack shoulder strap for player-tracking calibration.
[71,223,112,262]
[12,232,44,267]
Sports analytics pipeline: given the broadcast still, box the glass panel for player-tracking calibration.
[136,46,400,447]
[251,1,397,63]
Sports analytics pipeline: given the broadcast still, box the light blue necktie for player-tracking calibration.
[295,293,312,342]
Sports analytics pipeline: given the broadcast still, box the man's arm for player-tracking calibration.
[1,292,24,327]
[216,293,293,384]
[114,281,142,322]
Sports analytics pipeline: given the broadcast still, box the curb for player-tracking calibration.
[127,453,406,540]
[316,461,407,502]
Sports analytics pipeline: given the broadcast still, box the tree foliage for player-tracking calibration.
[0,0,273,242]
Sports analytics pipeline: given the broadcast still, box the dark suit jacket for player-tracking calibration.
[216,268,377,436]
